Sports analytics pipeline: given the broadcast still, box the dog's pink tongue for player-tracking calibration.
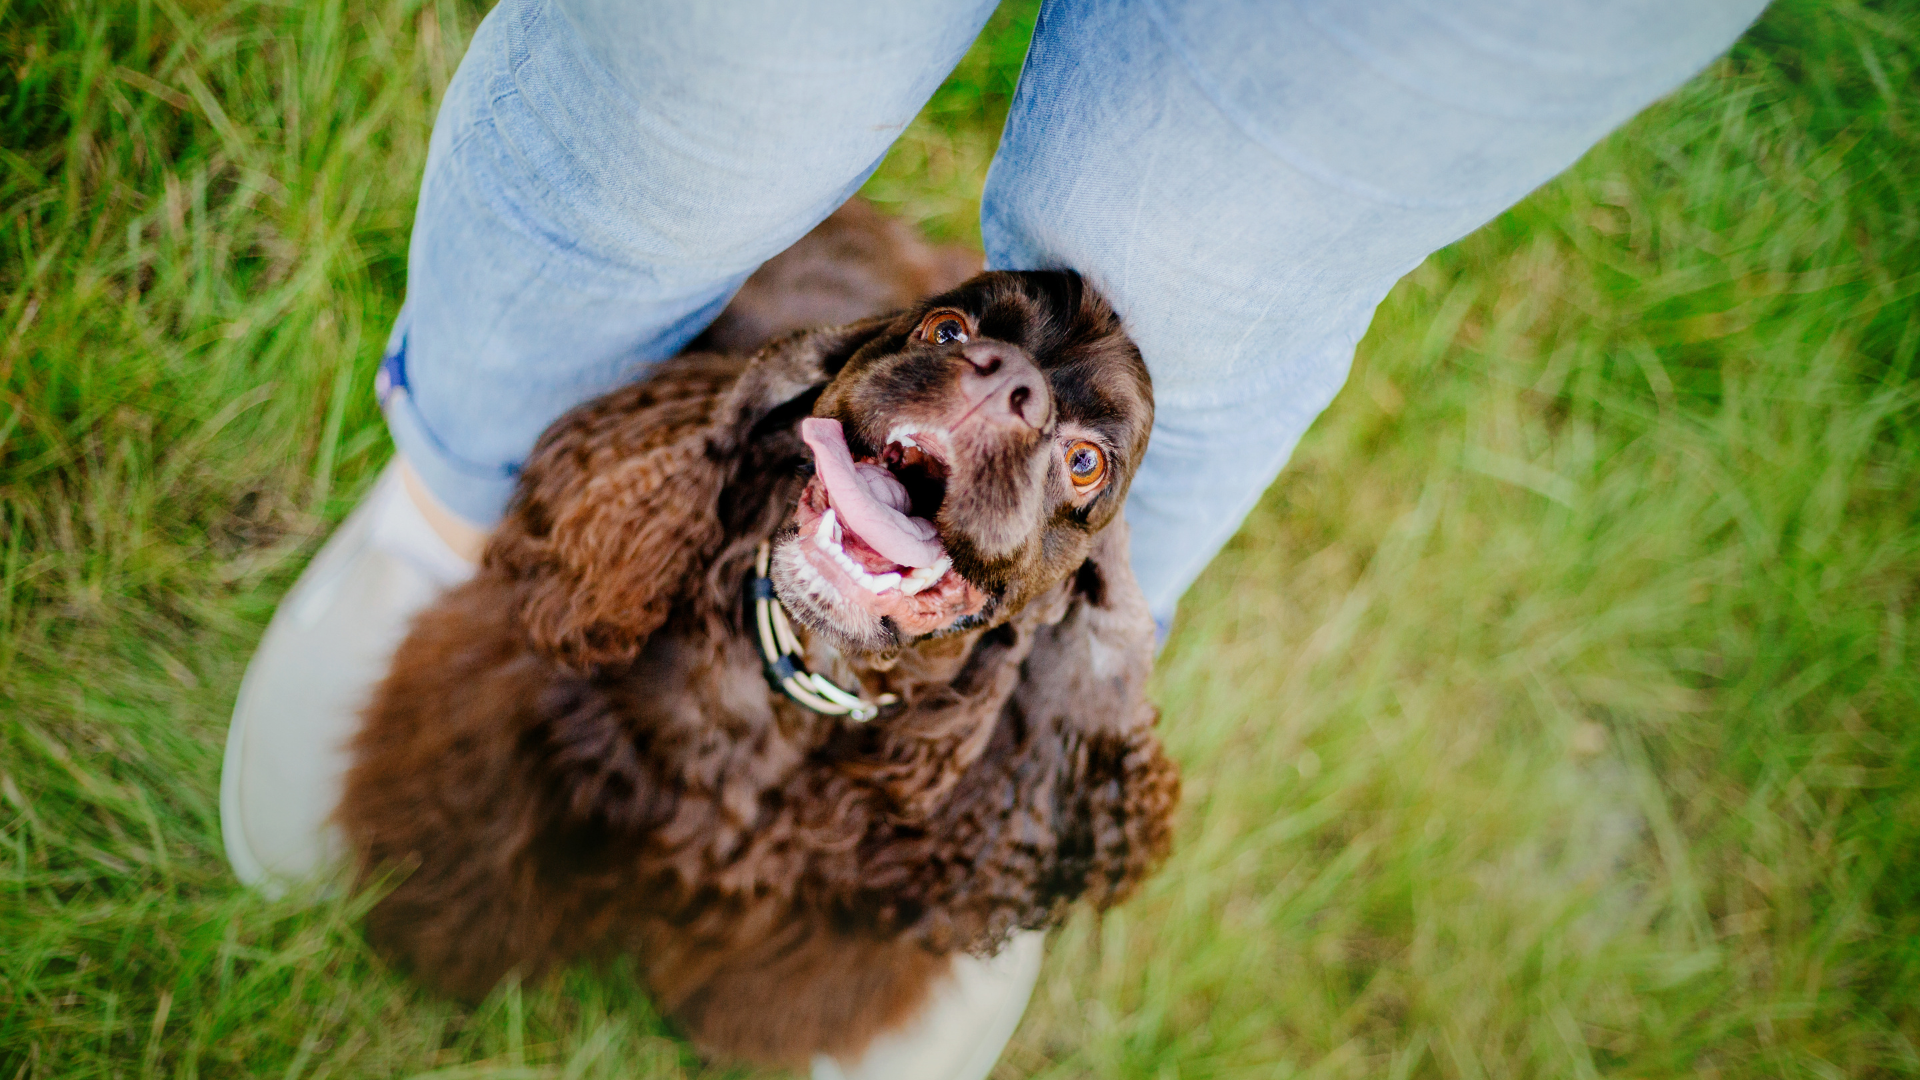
[801,418,942,568]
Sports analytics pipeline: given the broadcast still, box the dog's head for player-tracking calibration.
[770,271,1152,654]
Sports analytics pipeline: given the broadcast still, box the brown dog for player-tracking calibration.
[339,203,1179,1067]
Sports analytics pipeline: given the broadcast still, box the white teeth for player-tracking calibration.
[835,547,883,591]
[884,424,954,456]
[900,556,950,596]
[813,510,903,594]
[832,545,861,577]
[809,508,943,597]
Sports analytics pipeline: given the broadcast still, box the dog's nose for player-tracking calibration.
[958,343,1051,431]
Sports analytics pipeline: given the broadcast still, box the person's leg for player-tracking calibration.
[982,0,1769,623]
[231,10,1058,1075]
[228,0,1000,888]
[386,0,999,526]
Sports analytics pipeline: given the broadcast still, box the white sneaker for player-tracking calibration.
[220,462,474,896]
[813,931,1044,1080]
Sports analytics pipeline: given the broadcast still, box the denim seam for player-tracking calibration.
[502,5,582,205]
[462,77,667,291]
[472,83,729,287]
[497,1,750,280]
[491,4,651,278]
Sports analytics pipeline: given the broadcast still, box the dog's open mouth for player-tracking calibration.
[787,417,987,636]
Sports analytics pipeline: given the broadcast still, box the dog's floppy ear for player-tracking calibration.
[997,517,1176,917]
[487,317,894,670]
[867,518,1179,951]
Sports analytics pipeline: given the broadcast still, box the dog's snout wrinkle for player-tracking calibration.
[965,352,1002,377]
[956,343,1051,432]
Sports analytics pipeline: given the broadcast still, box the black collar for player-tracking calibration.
[748,542,896,722]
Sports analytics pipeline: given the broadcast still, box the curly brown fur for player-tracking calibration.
[340,203,1178,1068]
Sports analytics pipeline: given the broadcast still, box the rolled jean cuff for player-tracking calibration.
[378,331,521,526]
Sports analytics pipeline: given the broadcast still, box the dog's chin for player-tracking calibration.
[767,508,990,657]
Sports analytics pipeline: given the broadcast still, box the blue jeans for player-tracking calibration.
[381,0,1766,622]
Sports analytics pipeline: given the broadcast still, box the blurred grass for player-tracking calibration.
[2,0,1916,1077]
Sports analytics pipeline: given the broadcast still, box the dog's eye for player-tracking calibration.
[917,308,970,346]
[1065,440,1106,490]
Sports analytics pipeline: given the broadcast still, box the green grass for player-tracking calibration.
[2,0,1916,1076]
